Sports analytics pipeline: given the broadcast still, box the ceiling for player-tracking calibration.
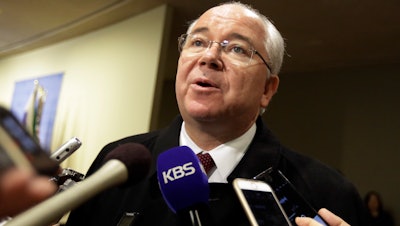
[0,0,399,73]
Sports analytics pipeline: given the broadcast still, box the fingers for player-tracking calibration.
[295,216,323,226]
[295,208,351,226]
[28,175,58,200]
[0,168,57,217]
[318,208,350,226]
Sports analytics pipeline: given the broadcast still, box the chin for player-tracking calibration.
[184,109,217,122]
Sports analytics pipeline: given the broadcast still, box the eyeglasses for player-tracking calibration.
[178,33,272,72]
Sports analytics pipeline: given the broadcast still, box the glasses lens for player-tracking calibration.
[178,34,258,67]
[184,34,210,53]
[178,34,187,52]
[222,39,255,65]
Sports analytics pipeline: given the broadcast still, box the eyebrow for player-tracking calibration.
[229,33,254,47]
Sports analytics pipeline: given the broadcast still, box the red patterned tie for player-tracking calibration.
[197,152,215,174]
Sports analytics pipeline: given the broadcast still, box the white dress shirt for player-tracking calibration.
[179,122,256,183]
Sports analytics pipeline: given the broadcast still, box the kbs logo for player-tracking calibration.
[162,162,196,184]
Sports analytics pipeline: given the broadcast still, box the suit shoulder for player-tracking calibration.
[86,130,161,174]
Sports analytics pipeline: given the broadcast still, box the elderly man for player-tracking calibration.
[66,2,367,225]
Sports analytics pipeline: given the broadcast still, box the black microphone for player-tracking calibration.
[6,142,152,226]
[157,146,214,226]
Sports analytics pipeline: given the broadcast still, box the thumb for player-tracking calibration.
[295,216,323,226]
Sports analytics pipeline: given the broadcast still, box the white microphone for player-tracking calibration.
[5,143,151,226]
[50,137,82,163]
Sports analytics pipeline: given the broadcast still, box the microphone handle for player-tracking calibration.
[188,209,202,226]
[178,205,215,226]
[6,160,127,226]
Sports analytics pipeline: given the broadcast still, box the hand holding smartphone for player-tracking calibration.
[254,168,328,226]
[0,106,59,176]
[233,178,292,226]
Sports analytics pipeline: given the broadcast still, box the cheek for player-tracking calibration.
[175,70,185,100]
[176,58,188,86]
[175,57,193,99]
[176,55,196,79]
[232,74,264,95]
[228,74,266,108]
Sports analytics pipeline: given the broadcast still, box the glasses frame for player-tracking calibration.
[178,34,272,73]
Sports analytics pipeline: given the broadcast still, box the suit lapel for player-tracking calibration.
[228,117,283,182]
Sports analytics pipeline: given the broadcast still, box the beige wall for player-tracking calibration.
[0,5,169,173]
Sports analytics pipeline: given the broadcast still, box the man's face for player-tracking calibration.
[175,5,279,126]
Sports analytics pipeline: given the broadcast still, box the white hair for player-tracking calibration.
[186,1,286,75]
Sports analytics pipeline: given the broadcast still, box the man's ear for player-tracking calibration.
[260,75,279,108]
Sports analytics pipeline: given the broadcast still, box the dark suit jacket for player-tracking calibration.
[66,116,368,226]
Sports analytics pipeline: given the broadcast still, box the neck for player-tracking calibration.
[184,117,257,151]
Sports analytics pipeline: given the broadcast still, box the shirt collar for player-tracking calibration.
[179,121,257,183]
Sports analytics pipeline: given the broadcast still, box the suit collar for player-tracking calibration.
[149,115,282,183]
[148,115,183,177]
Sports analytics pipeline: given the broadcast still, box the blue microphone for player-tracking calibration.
[157,146,213,226]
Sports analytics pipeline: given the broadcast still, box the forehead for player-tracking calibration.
[191,5,266,43]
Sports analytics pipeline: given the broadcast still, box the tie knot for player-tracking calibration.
[197,152,215,175]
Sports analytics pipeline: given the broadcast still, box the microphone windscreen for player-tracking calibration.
[156,146,209,213]
[103,142,151,186]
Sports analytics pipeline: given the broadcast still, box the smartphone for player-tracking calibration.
[50,137,82,163]
[0,106,59,175]
[233,178,292,226]
[254,168,328,226]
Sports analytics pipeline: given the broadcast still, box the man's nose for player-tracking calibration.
[206,41,223,55]
[199,44,224,69]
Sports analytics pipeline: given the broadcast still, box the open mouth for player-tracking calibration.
[196,81,213,87]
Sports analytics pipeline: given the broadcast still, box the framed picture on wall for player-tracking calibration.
[10,72,64,152]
